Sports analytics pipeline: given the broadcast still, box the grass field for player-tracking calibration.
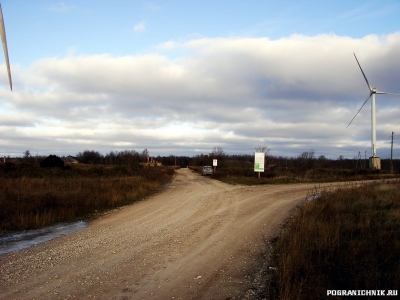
[266,180,400,299]
[0,163,175,234]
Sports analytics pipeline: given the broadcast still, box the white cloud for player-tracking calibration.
[133,21,147,33]
[47,2,77,13]
[143,2,160,11]
[2,33,400,158]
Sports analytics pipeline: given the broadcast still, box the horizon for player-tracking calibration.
[4,147,399,161]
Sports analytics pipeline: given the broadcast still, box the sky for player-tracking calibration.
[1,0,400,159]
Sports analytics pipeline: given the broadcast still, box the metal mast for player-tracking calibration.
[371,90,377,157]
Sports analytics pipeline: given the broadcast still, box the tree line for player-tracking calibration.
[4,148,400,172]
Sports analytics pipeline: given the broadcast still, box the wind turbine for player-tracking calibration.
[0,3,12,91]
[347,53,400,169]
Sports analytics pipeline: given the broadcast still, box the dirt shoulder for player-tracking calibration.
[0,168,335,299]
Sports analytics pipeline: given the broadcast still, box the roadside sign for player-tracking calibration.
[254,152,265,172]
[213,159,217,166]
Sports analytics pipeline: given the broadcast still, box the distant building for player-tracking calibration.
[65,155,80,164]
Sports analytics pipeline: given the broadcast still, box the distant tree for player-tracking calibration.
[105,151,118,165]
[211,146,224,157]
[316,155,328,168]
[24,150,30,158]
[141,149,149,163]
[169,154,176,166]
[299,149,315,160]
[298,149,316,170]
[254,144,270,154]
[40,155,64,168]
[76,150,103,164]
[192,153,210,166]
[119,150,140,165]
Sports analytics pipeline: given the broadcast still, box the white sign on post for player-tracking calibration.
[254,152,265,172]
[213,159,217,172]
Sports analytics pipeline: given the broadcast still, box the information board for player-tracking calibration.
[254,152,265,172]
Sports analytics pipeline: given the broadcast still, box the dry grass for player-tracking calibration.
[0,164,175,234]
[267,180,400,299]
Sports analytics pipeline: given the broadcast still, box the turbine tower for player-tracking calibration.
[0,3,12,91]
[347,53,400,169]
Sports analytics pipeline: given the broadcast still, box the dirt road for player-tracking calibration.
[0,168,328,299]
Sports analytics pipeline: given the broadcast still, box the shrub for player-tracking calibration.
[40,155,64,168]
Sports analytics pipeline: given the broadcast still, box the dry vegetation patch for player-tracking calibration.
[267,180,400,299]
[0,164,174,234]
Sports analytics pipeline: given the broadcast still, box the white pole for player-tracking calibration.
[371,90,377,157]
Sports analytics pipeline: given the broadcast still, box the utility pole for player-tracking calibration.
[364,151,367,169]
[391,132,394,174]
[356,151,361,169]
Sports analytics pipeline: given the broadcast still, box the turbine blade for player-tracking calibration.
[353,53,371,93]
[347,93,372,128]
[375,90,400,96]
[0,4,12,91]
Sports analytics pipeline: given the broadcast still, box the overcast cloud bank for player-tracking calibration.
[1,33,400,159]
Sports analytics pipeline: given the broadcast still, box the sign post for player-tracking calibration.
[254,152,265,178]
[213,159,217,173]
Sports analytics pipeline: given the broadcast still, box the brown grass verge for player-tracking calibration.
[0,164,175,234]
[266,180,400,299]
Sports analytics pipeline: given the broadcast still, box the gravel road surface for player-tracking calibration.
[0,168,326,299]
